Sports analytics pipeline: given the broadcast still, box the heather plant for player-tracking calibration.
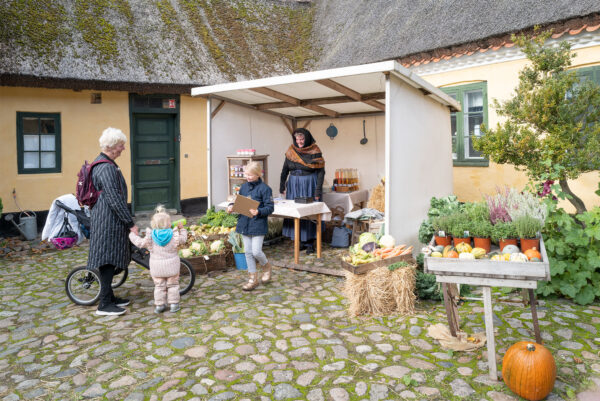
[485,187,520,224]
[513,215,543,239]
[508,191,547,225]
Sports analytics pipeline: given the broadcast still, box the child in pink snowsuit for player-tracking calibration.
[129,206,187,313]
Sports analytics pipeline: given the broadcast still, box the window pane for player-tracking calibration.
[40,135,55,151]
[465,91,483,112]
[41,152,56,168]
[40,118,55,133]
[23,135,39,151]
[465,113,484,158]
[450,113,457,160]
[466,136,483,158]
[23,117,38,134]
[24,152,39,168]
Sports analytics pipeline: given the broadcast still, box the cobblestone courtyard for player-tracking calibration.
[1,243,599,400]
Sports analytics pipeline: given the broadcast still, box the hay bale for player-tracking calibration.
[343,263,416,317]
[367,178,385,213]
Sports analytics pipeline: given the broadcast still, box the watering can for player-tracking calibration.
[4,211,37,240]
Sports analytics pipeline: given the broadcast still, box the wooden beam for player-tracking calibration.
[254,92,386,110]
[208,94,293,121]
[316,79,361,101]
[316,79,386,111]
[295,111,384,121]
[281,117,293,135]
[211,100,225,118]
[250,86,338,117]
[250,87,299,105]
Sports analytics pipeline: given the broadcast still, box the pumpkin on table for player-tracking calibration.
[502,342,556,401]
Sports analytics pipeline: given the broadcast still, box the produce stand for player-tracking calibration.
[424,237,550,381]
[184,252,228,274]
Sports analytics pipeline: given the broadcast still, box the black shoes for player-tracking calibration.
[305,243,315,254]
[96,304,126,316]
[113,297,130,307]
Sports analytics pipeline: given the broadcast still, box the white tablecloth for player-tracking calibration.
[217,200,331,221]
[322,189,369,214]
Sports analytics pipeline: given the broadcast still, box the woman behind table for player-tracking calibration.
[280,128,325,253]
[87,127,134,316]
[227,162,274,291]
[129,205,187,313]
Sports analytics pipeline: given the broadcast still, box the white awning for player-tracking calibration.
[192,60,460,120]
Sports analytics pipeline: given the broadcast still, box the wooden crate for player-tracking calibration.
[184,253,228,274]
[341,253,414,275]
[424,236,550,287]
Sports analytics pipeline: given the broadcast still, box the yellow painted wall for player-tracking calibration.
[0,87,207,213]
[180,95,208,200]
[422,44,600,212]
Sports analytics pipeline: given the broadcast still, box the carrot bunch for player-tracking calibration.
[373,244,413,259]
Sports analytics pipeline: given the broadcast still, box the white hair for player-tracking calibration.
[99,127,127,151]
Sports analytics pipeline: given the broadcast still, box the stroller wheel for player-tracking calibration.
[112,266,128,289]
[66,266,101,305]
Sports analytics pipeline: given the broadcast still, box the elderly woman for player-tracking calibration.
[280,128,325,254]
[87,127,135,316]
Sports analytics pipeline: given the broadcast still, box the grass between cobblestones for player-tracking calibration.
[0,242,599,400]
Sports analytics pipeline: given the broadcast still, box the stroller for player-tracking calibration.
[57,201,196,305]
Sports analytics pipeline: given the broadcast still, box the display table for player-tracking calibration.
[322,189,369,214]
[424,238,550,381]
[217,200,331,264]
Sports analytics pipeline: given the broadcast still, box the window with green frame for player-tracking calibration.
[17,112,61,174]
[441,82,488,166]
[576,65,600,85]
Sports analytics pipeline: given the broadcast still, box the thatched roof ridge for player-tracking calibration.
[0,0,315,88]
[312,0,600,69]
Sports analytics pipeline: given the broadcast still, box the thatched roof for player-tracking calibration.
[1,0,599,91]
[312,0,600,69]
[0,0,315,91]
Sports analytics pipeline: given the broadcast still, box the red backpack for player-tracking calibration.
[76,159,114,208]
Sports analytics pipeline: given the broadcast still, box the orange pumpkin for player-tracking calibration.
[502,342,556,401]
[446,250,459,258]
[524,247,542,261]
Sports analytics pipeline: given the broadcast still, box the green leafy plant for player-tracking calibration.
[402,375,418,387]
[228,231,244,253]
[431,215,452,236]
[388,261,410,271]
[418,195,462,243]
[447,212,469,238]
[469,219,493,238]
[513,215,543,239]
[463,201,490,222]
[537,204,600,305]
[415,271,442,300]
[475,30,600,215]
[491,221,518,243]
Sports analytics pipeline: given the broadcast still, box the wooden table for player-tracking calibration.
[217,200,332,264]
[424,237,550,381]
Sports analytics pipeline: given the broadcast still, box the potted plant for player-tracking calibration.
[448,213,471,247]
[470,219,493,253]
[492,221,518,251]
[513,215,543,252]
[228,232,246,270]
[431,215,452,246]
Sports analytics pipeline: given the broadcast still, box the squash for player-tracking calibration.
[433,245,444,253]
[524,247,542,261]
[509,253,529,263]
[455,242,472,253]
[446,250,459,258]
[502,244,520,254]
[459,252,475,260]
[530,257,541,262]
[490,254,502,262]
[471,247,486,259]
[502,253,512,261]
[431,251,443,258]
[442,245,456,258]
[502,342,556,401]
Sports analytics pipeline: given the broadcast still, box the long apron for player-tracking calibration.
[282,171,317,242]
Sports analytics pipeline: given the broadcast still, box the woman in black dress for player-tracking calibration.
[280,128,325,253]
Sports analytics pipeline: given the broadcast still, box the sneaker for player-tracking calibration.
[96,304,126,316]
[154,304,166,314]
[113,296,130,307]
[170,303,180,313]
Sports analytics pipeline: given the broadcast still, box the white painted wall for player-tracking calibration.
[210,102,291,204]
[386,74,453,249]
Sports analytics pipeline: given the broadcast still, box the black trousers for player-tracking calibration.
[98,264,116,308]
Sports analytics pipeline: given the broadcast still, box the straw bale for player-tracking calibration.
[343,263,416,317]
[367,179,385,213]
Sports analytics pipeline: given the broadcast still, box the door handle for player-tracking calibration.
[169,157,175,162]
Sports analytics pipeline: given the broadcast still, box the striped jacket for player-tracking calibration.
[87,153,134,270]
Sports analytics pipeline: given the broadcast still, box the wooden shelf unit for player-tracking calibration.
[226,155,269,196]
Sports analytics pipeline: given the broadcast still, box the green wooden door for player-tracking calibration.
[132,114,177,212]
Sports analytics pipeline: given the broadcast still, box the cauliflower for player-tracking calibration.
[210,240,224,254]
[190,241,208,255]
[179,249,193,258]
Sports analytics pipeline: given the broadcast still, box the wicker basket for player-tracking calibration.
[184,252,228,274]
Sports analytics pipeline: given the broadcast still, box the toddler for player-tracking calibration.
[129,205,187,313]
